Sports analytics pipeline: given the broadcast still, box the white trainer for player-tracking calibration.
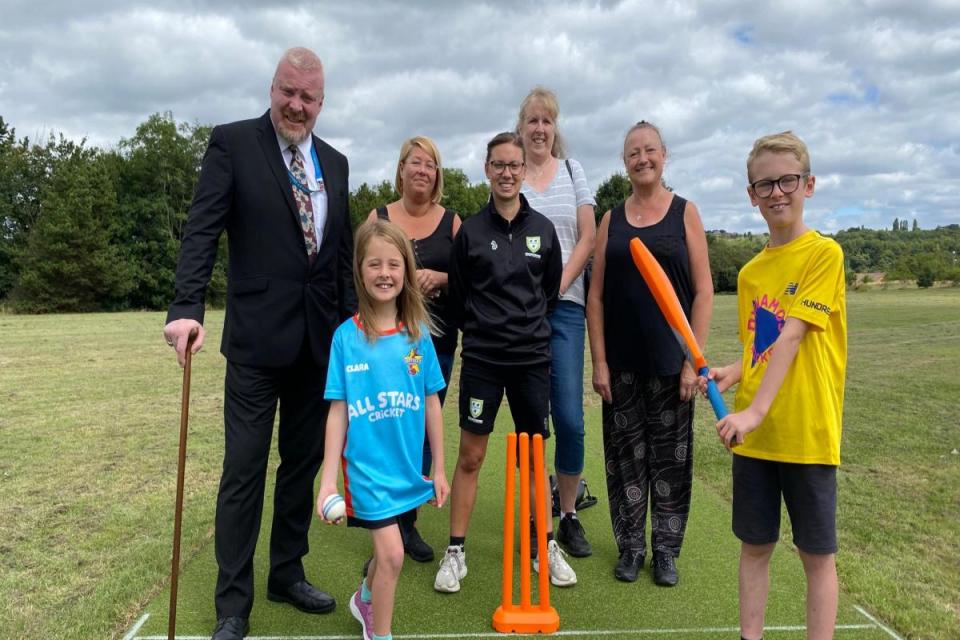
[434,545,467,593]
[533,539,577,587]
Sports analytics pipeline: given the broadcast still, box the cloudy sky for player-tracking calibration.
[2,0,959,232]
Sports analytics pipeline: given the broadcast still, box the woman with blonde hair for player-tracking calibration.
[366,136,460,563]
[587,121,714,586]
[516,87,596,559]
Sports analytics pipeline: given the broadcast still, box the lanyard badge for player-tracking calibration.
[288,143,325,194]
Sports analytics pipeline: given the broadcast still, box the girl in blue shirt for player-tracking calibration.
[317,220,449,640]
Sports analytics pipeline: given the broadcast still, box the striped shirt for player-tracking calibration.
[521,158,596,307]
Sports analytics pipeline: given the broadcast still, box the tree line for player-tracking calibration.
[1,113,957,313]
[0,113,489,313]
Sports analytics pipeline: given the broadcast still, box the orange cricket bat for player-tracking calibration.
[628,237,728,419]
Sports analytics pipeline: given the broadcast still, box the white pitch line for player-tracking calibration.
[854,604,905,640]
[122,613,150,640]
[138,636,358,640]
[135,623,875,640]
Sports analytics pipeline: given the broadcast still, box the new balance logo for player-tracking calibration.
[784,282,798,295]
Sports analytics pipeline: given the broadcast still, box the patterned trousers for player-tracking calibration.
[602,370,694,557]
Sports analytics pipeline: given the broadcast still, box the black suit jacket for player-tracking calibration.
[167,110,356,368]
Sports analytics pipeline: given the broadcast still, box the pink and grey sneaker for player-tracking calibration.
[349,586,374,640]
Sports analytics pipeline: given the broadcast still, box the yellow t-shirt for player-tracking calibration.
[734,230,847,465]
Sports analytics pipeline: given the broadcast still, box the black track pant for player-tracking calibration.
[602,371,694,557]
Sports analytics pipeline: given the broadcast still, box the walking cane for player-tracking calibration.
[168,330,197,640]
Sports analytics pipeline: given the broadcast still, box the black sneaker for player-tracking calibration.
[614,549,644,582]
[557,514,593,557]
[652,552,678,587]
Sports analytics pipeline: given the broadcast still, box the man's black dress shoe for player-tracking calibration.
[614,549,644,582]
[267,580,336,614]
[211,616,248,640]
[400,519,435,562]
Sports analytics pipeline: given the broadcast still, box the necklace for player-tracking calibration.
[399,199,430,219]
[629,189,666,224]
[528,157,553,183]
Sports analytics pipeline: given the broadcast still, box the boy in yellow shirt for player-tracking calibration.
[705,131,846,640]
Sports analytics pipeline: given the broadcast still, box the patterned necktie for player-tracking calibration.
[288,145,319,260]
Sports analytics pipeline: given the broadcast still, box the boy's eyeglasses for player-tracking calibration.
[750,173,809,198]
[489,161,524,175]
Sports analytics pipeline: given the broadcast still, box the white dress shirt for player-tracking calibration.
[277,134,328,247]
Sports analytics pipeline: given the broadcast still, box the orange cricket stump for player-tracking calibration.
[492,433,560,634]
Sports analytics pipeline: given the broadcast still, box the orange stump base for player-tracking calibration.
[492,604,560,634]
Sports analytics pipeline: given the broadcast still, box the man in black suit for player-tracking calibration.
[163,46,355,640]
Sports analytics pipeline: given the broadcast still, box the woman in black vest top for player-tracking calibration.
[365,136,461,564]
[586,121,714,586]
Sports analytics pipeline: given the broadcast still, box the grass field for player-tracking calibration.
[1,288,957,639]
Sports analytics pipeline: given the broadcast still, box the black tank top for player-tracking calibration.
[377,207,459,354]
[602,194,692,375]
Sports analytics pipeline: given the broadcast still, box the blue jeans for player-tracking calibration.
[549,300,586,475]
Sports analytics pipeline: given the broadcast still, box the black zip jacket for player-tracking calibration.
[448,194,562,366]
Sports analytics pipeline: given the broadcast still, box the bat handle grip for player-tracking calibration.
[698,366,729,420]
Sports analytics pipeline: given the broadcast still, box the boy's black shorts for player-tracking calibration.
[732,454,837,555]
[458,358,550,438]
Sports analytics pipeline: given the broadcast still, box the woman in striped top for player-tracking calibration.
[516,87,597,561]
